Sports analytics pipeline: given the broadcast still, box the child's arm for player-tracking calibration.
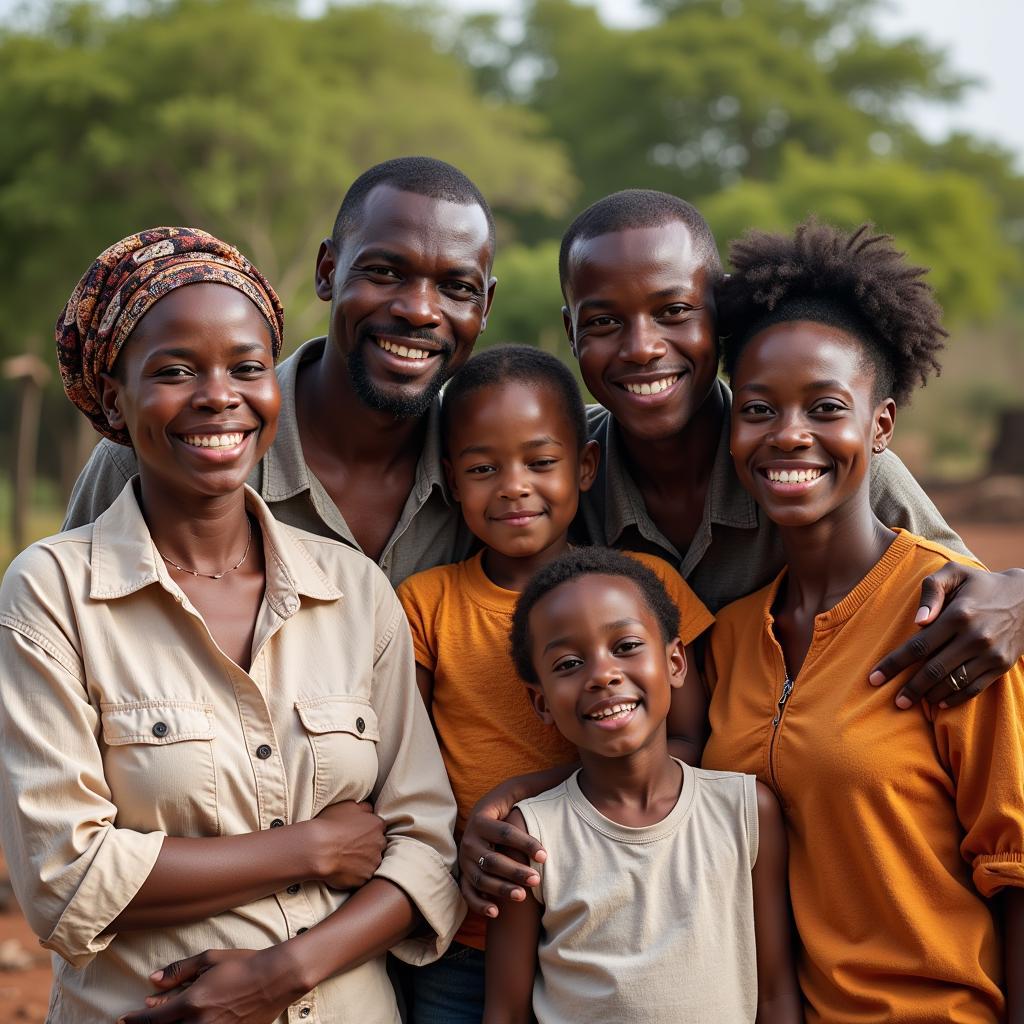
[1008,888,1024,1023]
[483,808,541,1024]
[667,640,709,765]
[751,782,803,1023]
[415,665,435,709]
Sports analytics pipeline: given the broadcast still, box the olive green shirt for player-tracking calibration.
[579,381,969,613]
[62,337,477,586]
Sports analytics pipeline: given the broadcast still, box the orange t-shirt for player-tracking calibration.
[703,530,1024,1023]
[398,548,713,949]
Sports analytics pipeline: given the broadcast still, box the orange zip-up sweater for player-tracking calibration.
[703,530,1024,1023]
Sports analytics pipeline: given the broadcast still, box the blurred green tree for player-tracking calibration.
[0,0,576,361]
[458,0,1023,320]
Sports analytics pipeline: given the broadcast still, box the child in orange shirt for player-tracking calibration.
[702,220,1024,1022]
[397,345,713,1022]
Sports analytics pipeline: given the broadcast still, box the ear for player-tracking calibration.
[562,306,578,359]
[872,397,897,455]
[526,683,555,725]
[480,275,498,332]
[98,371,127,433]
[666,638,687,690]
[577,439,600,493]
[443,456,461,503]
[314,238,336,303]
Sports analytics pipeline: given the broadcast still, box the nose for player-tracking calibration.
[585,652,623,691]
[192,371,241,412]
[618,318,667,365]
[768,410,812,451]
[389,279,441,328]
[496,465,531,500]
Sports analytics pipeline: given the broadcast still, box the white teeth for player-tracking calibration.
[766,468,823,484]
[182,432,245,449]
[376,338,432,361]
[586,700,639,720]
[623,375,678,396]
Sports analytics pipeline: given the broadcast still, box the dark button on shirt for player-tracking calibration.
[256,744,273,760]
[270,818,285,828]
[152,721,168,738]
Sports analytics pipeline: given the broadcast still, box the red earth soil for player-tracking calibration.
[0,518,1019,1022]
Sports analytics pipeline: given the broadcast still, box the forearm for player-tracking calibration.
[111,823,320,930]
[272,879,420,998]
[1007,887,1024,1024]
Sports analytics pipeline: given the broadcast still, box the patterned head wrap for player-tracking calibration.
[57,226,285,446]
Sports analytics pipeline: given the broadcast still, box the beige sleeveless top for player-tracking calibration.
[517,761,759,1023]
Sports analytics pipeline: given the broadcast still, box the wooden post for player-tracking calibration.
[989,408,1024,476]
[3,354,50,552]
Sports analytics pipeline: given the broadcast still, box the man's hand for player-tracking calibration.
[459,786,545,920]
[307,800,386,890]
[118,948,303,1024]
[869,564,1024,708]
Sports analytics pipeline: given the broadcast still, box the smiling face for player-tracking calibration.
[315,184,495,418]
[730,320,895,529]
[100,282,280,500]
[445,379,598,560]
[526,574,686,759]
[562,221,719,444]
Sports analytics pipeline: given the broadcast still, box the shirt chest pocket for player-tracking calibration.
[295,697,380,814]
[100,700,219,837]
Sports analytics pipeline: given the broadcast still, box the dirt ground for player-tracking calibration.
[0,514,1019,1022]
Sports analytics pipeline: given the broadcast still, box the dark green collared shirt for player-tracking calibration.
[63,338,476,586]
[579,380,968,613]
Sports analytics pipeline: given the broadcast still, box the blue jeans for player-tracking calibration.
[410,942,486,1024]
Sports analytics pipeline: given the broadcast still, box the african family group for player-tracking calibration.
[0,156,1022,1023]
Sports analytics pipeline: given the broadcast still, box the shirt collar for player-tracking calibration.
[89,480,342,614]
[260,335,450,506]
[598,378,759,545]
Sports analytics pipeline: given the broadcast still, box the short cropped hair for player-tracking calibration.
[441,344,587,452]
[718,219,946,405]
[559,189,722,295]
[510,547,681,684]
[332,156,495,257]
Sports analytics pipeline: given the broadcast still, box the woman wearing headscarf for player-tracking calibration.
[0,227,463,1023]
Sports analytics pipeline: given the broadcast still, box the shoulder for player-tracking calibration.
[713,582,772,635]
[1,528,93,605]
[897,530,985,576]
[516,779,571,819]
[396,560,463,606]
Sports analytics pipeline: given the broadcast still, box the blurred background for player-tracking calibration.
[0,0,1021,1010]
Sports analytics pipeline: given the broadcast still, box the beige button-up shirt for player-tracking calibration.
[0,482,463,1024]
[62,337,477,585]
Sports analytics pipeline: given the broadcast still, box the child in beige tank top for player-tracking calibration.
[483,549,802,1023]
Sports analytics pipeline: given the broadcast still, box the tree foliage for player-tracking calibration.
[0,0,576,359]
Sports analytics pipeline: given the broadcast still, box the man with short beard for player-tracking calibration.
[64,157,497,585]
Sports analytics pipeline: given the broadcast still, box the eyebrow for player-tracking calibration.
[541,617,645,654]
[457,436,564,457]
[740,379,849,393]
[147,342,265,361]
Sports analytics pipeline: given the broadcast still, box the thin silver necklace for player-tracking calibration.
[158,516,253,580]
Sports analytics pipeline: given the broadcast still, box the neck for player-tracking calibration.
[777,492,897,615]
[576,732,681,823]
[137,475,251,572]
[297,339,430,469]
[618,381,723,492]
[482,533,572,593]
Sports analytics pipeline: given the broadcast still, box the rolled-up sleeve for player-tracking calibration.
[368,579,464,964]
[931,657,1024,897]
[0,578,164,967]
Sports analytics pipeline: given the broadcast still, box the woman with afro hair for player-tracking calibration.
[701,219,1024,1022]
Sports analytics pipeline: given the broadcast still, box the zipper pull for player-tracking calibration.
[772,676,794,725]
